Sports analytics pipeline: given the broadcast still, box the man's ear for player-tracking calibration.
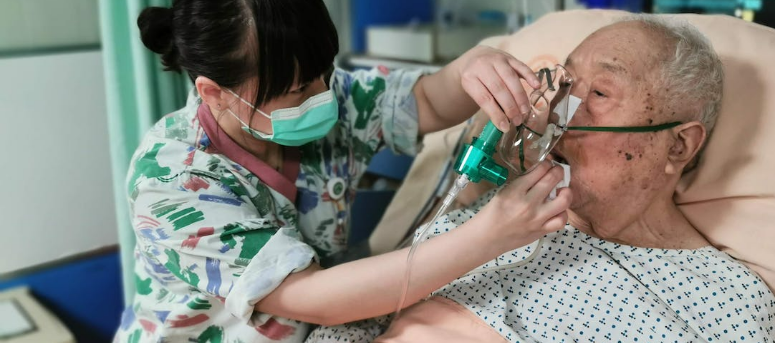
[195,76,225,110]
[665,122,706,175]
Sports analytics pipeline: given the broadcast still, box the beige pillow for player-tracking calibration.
[370,10,775,290]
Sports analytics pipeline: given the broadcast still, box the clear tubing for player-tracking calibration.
[463,237,543,276]
[392,174,470,322]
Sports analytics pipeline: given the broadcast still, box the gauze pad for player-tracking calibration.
[566,95,581,125]
[549,161,570,201]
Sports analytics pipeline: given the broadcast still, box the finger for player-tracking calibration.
[525,166,565,202]
[504,161,552,195]
[539,187,572,219]
[480,65,522,123]
[462,77,510,132]
[507,57,541,89]
[541,210,569,233]
[493,62,532,121]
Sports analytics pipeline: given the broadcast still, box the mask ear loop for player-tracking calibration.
[226,89,272,119]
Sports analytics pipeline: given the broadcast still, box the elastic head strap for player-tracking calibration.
[565,121,682,133]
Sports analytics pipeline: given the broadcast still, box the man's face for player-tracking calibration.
[555,22,678,227]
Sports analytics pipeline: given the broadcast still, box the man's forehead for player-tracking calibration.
[565,56,629,75]
[565,26,673,79]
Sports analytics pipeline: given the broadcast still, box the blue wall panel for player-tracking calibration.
[579,0,646,11]
[351,0,434,53]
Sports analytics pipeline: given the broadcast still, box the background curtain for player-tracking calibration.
[99,0,190,305]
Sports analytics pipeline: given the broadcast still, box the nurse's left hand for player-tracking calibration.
[460,46,541,132]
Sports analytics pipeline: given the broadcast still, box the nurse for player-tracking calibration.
[115,0,572,342]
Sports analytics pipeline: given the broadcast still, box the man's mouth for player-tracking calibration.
[549,150,568,164]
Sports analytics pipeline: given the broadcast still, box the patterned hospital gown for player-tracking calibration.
[114,67,424,343]
[309,190,775,342]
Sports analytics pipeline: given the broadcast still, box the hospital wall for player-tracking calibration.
[0,0,100,54]
[0,0,123,340]
[0,49,123,341]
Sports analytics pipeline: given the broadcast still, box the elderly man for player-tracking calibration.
[307,15,775,343]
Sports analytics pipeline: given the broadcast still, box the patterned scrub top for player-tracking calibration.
[114,67,424,343]
[308,190,775,343]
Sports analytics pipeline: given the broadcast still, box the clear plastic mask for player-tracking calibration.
[499,65,576,175]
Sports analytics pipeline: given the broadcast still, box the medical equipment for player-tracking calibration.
[225,74,339,146]
[453,121,509,186]
[393,66,577,321]
[499,65,576,174]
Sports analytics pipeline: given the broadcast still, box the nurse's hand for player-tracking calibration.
[460,46,541,132]
[474,162,572,250]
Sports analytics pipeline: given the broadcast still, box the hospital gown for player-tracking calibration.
[114,67,423,343]
[308,190,775,343]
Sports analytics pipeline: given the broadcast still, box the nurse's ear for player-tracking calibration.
[195,76,226,111]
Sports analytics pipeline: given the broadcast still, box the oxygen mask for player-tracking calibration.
[499,65,580,175]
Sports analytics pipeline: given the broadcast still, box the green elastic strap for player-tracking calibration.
[523,125,544,137]
[565,121,682,133]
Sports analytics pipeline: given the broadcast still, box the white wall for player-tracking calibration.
[0,50,117,274]
[0,0,100,52]
[324,0,353,55]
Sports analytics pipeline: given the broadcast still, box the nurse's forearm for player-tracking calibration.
[255,215,511,326]
[415,46,483,134]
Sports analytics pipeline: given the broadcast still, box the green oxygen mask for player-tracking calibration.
[453,120,509,186]
[454,65,577,184]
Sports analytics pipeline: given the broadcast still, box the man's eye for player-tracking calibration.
[593,90,606,97]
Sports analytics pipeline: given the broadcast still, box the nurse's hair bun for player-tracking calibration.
[137,7,180,71]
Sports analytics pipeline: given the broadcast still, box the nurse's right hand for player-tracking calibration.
[473,161,572,251]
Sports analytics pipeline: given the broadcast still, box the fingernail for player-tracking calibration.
[499,120,509,132]
[521,105,530,115]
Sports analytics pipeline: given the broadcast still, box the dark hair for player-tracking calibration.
[138,0,338,107]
